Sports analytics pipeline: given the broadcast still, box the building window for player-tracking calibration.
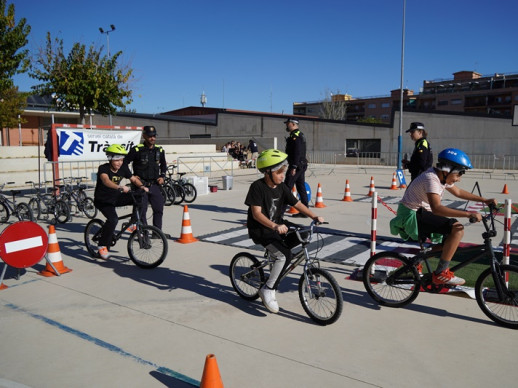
[451,99,462,105]
[346,139,381,156]
[438,100,448,106]
[367,103,376,109]
[381,102,390,108]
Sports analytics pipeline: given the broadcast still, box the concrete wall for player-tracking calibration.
[94,110,515,158]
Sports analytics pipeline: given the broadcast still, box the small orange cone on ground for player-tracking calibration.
[367,176,375,197]
[39,224,72,277]
[315,183,326,208]
[341,180,353,202]
[502,184,509,194]
[390,172,398,190]
[200,354,224,388]
[176,205,199,243]
[0,283,7,290]
[287,186,299,214]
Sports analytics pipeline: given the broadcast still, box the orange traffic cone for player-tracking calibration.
[0,283,7,290]
[315,183,326,208]
[341,180,353,202]
[367,176,375,197]
[200,354,224,388]
[390,173,398,190]
[287,186,299,214]
[502,184,509,194]
[176,205,199,243]
[39,225,72,277]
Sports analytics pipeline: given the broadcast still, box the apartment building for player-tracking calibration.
[293,70,518,123]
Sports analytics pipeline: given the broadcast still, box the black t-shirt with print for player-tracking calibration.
[94,162,133,205]
[245,178,298,244]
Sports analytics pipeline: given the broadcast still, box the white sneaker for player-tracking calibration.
[258,286,279,313]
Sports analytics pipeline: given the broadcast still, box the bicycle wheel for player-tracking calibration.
[229,252,264,300]
[16,202,34,221]
[81,197,98,219]
[77,189,88,203]
[84,218,104,257]
[475,264,518,329]
[60,192,74,212]
[182,183,197,203]
[299,267,343,325]
[161,185,174,206]
[28,198,41,220]
[362,251,420,307]
[0,201,10,223]
[53,199,71,223]
[127,225,168,269]
[171,183,185,204]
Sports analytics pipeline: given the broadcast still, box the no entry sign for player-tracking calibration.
[0,221,49,268]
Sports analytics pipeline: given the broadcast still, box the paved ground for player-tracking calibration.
[1,166,518,388]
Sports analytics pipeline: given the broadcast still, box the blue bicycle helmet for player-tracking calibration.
[437,148,473,172]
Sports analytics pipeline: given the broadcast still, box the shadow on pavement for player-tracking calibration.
[149,370,197,387]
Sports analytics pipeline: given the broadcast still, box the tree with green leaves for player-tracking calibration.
[0,0,30,130]
[30,32,133,123]
[0,86,27,130]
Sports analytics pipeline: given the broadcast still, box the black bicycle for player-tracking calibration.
[26,181,71,224]
[162,165,197,205]
[84,191,168,269]
[0,182,33,223]
[58,177,97,219]
[362,203,518,329]
[229,221,343,325]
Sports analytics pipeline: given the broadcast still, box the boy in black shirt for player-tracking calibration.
[245,149,324,313]
[93,144,148,259]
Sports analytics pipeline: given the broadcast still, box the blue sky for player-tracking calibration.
[11,0,518,115]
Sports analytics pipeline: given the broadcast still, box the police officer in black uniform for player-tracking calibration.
[284,118,309,216]
[402,122,433,181]
[124,126,167,230]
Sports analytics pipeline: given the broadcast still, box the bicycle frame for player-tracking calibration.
[96,191,147,247]
[253,225,322,289]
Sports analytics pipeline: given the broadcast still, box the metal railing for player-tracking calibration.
[308,151,518,172]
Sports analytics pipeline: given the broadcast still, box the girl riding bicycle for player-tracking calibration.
[390,148,497,286]
[245,149,324,313]
[93,144,148,259]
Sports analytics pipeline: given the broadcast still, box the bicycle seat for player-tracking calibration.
[178,172,187,177]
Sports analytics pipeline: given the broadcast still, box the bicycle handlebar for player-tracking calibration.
[287,220,328,243]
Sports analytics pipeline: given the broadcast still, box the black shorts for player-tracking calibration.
[416,208,458,240]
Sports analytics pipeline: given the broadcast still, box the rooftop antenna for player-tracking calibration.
[200,91,207,107]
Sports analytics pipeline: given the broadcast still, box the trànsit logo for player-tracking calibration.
[59,131,84,156]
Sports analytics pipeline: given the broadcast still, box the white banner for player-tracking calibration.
[56,128,141,161]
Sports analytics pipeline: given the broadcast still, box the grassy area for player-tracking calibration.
[422,251,518,288]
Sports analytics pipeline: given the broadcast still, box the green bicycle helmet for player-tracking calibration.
[256,149,288,173]
[105,144,128,160]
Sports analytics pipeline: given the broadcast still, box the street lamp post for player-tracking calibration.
[397,0,406,170]
[99,25,116,125]
[99,24,116,56]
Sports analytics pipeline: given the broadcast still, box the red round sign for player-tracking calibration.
[0,221,49,268]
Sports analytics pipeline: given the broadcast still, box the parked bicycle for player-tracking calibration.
[0,182,33,223]
[26,181,71,224]
[58,177,97,219]
[229,221,343,325]
[84,190,168,269]
[362,203,518,329]
[162,164,197,205]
